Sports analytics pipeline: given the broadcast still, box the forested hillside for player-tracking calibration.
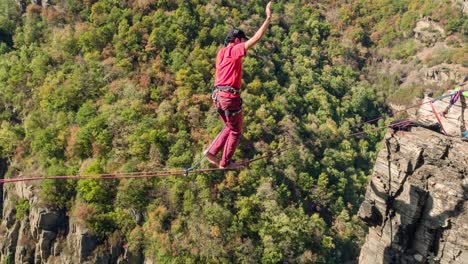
[0,0,465,263]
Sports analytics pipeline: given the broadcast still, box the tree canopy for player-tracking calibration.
[0,0,465,262]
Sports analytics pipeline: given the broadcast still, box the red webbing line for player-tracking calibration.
[0,171,183,183]
[0,169,228,183]
[0,94,460,184]
[239,146,295,166]
[349,112,437,137]
[430,102,448,135]
[352,100,432,128]
[353,92,457,129]
[0,147,293,184]
[0,169,226,184]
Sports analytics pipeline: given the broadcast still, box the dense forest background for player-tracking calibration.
[0,0,465,262]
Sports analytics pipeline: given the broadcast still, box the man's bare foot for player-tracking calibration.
[219,161,243,169]
[205,152,219,167]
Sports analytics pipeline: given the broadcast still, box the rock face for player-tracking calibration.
[414,19,446,45]
[417,92,467,137]
[358,128,468,264]
[454,0,468,14]
[0,180,124,263]
[422,64,468,87]
[0,159,7,218]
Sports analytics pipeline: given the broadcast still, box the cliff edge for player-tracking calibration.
[358,127,468,263]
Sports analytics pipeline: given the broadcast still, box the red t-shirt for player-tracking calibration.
[214,43,246,98]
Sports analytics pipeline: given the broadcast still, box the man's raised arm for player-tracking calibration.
[244,1,272,51]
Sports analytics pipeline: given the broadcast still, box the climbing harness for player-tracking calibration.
[212,86,242,117]
[214,86,241,95]
[217,108,242,117]
[183,85,243,175]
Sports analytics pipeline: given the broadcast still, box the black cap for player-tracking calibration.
[224,29,249,46]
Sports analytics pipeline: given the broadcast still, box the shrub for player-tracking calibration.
[116,179,153,211]
[86,212,117,239]
[15,198,30,220]
[445,17,463,34]
[40,159,77,210]
[127,226,144,252]
[424,48,461,67]
[71,202,96,227]
[388,85,425,106]
[41,179,76,210]
[388,39,420,60]
[0,122,23,158]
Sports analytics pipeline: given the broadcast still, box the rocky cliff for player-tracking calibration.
[0,179,137,263]
[358,127,468,264]
[0,159,7,219]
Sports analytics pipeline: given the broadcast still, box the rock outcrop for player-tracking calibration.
[422,64,468,87]
[414,19,446,45]
[358,128,468,263]
[416,92,467,137]
[0,159,7,218]
[0,181,117,263]
[454,0,468,14]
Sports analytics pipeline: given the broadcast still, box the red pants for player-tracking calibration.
[207,95,242,167]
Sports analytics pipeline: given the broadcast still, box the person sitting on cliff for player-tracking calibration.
[442,87,467,138]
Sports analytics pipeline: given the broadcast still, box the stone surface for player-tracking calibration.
[0,185,119,263]
[79,230,98,262]
[414,19,445,45]
[359,128,468,264]
[15,219,35,263]
[0,159,7,219]
[422,64,468,86]
[30,207,63,236]
[418,92,467,137]
[454,0,468,14]
[39,230,57,259]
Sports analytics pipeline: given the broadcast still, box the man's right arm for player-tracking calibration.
[244,1,272,51]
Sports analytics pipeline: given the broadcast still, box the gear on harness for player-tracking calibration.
[218,108,242,117]
[214,85,241,95]
[212,86,242,116]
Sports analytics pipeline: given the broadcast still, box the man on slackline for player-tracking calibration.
[205,1,272,168]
